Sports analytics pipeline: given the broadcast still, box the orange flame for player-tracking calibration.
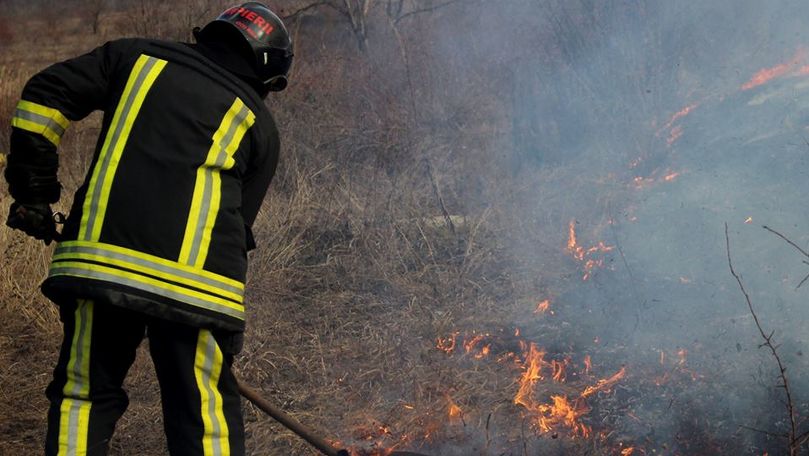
[741,49,807,90]
[621,447,636,456]
[537,395,591,438]
[447,395,463,424]
[584,355,592,375]
[566,221,613,280]
[677,348,687,366]
[535,299,551,314]
[551,358,570,383]
[514,342,546,408]
[475,344,491,359]
[436,332,458,354]
[581,366,627,398]
[567,220,581,258]
[667,126,683,145]
[663,171,680,182]
[663,103,699,131]
[463,333,491,359]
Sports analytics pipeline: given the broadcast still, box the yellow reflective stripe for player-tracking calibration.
[17,100,70,129]
[49,261,245,318]
[179,98,255,268]
[58,300,94,456]
[56,240,244,292]
[53,253,243,303]
[194,330,230,456]
[12,100,70,146]
[79,55,167,241]
[53,251,243,303]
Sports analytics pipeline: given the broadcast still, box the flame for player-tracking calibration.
[513,341,627,438]
[667,125,683,145]
[447,395,463,424]
[677,348,687,365]
[433,328,632,447]
[567,220,580,257]
[741,49,807,90]
[663,171,680,182]
[463,333,492,359]
[581,366,627,398]
[621,448,636,456]
[662,103,699,131]
[535,299,551,314]
[551,358,570,383]
[566,221,613,280]
[632,176,656,190]
[475,344,491,359]
[436,332,458,354]
[514,342,546,408]
[537,395,591,438]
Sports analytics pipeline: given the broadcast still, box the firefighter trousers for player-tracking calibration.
[44,298,245,455]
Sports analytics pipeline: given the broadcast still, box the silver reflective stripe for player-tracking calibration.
[200,332,224,456]
[49,265,244,320]
[55,244,243,297]
[14,108,66,136]
[185,104,252,266]
[186,170,215,267]
[83,56,160,241]
[69,302,91,397]
[59,300,93,455]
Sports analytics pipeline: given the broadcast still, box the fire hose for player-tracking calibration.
[237,379,430,456]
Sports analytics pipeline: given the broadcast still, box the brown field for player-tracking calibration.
[3,1,807,455]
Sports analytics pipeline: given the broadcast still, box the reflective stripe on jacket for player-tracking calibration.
[12,38,279,331]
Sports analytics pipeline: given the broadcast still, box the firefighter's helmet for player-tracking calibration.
[196,2,293,92]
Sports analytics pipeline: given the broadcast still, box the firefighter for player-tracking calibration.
[3,2,293,455]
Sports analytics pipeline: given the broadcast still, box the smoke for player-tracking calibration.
[422,0,809,453]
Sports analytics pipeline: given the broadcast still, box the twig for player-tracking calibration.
[795,272,809,290]
[737,424,787,440]
[281,1,336,20]
[726,223,799,455]
[607,202,645,331]
[485,412,491,451]
[764,225,809,289]
[763,225,809,259]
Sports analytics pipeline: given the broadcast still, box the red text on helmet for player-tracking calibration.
[221,6,275,37]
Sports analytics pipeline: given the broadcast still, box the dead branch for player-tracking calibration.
[725,223,799,455]
[737,424,787,440]
[764,225,809,289]
[763,225,809,259]
[281,1,337,20]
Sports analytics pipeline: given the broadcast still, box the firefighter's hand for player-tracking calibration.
[6,201,56,245]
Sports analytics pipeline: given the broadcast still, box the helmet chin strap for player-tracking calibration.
[264,75,288,92]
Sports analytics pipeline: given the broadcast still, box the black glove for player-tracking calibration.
[6,201,56,245]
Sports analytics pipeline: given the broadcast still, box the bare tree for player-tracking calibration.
[283,0,473,51]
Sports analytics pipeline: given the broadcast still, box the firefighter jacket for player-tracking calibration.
[7,38,280,332]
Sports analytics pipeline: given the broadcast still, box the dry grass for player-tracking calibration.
[0,3,645,456]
